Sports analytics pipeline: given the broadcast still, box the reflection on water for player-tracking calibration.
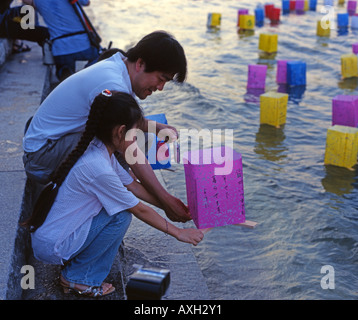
[244,88,265,103]
[258,51,277,60]
[338,77,358,91]
[254,124,288,162]
[278,84,306,102]
[337,27,349,36]
[237,28,255,38]
[322,165,358,196]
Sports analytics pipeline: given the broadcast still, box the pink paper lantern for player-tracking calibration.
[183,146,246,229]
[238,9,249,26]
[352,42,358,54]
[348,1,357,15]
[295,0,305,11]
[276,60,289,84]
[247,64,267,89]
[332,95,358,127]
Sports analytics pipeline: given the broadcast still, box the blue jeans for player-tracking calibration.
[54,45,99,80]
[61,208,132,287]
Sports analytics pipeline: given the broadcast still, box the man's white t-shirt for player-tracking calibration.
[31,138,139,265]
[23,52,134,153]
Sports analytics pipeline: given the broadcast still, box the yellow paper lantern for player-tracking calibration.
[341,54,358,79]
[260,92,288,128]
[239,14,255,30]
[258,33,278,53]
[317,20,330,37]
[207,13,221,28]
[324,125,358,170]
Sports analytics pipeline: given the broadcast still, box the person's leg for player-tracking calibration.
[54,46,99,81]
[0,7,49,45]
[82,46,100,67]
[23,131,82,184]
[54,54,76,81]
[61,209,132,287]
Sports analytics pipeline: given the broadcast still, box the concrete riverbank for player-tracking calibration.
[0,39,210,300]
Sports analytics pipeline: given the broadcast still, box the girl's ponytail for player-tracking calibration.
[21,90,112,232]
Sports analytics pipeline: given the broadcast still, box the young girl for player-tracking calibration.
[22,90,204,297]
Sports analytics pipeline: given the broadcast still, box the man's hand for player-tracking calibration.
[155,122,178,143]
[22,0,34,5]
[161,194,192,223]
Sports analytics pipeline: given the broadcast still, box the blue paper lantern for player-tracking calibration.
[282,0,290,14]
[255,7,264,27]
[309,0,317,11]
[287,61,306,86]
[337,13,349,28]
[145,113,171,170]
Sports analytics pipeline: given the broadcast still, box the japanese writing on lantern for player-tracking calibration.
[203,188,208,208]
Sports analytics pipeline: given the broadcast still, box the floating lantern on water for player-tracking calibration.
[290,0,296,11]
[296,0,305,14]
[304,0,309,10]
[352,42,358,53]
[276,60,289,84]
[259,33,278,53]
[260,92,289,128]
[282,0,290,14]
[323,0,334,6]
[270,7,281,23]
[317,20,331,37]
[247,64,267,89]
[351,14,358,29]
[207,13,221,28]
[239,14,255,30]
[255,6,264,26]
[183,147,246,229]
[238,9,249,26]
[332,95,358,127]
[341,54,358,79]
[324,125,358,170]
[264,4,274,18]
[287,61,306,86]
[337,13,349,28]
[347,0,357,16]
[309,0,317,11]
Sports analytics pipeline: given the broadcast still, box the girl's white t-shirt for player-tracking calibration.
[31,138,139,264]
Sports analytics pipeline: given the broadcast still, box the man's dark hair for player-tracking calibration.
[98,48,126,61]
[126,31,187,83]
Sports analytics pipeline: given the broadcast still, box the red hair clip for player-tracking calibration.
[102,89,112,97]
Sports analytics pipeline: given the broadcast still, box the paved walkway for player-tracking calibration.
[0,39,47,299]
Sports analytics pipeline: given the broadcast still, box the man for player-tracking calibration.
[23,31,191,223]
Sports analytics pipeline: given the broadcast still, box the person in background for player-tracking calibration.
[33,0,99,81]
[22,91,204,298]
[23,30,191,224]
[0,0,49,53]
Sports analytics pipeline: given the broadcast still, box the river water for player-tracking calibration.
[90,0,358,299]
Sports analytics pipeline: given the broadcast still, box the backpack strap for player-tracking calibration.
[51,30,87,42]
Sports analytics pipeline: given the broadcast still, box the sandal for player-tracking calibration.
[12,41,31,54]
[59,275,115,298]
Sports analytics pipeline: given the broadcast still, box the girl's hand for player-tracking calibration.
[176,228,204,246]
